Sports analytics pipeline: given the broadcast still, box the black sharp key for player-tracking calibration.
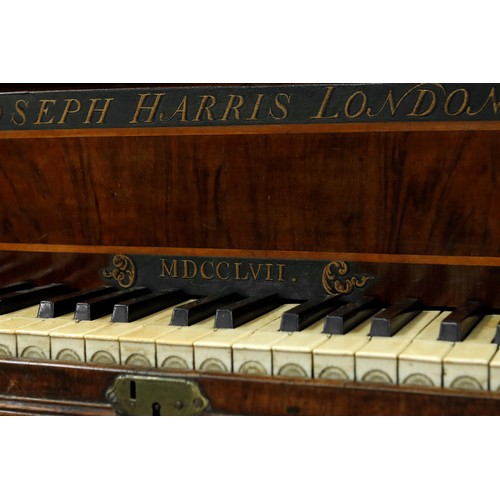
[170,292,241,326]
[112,289,186,323]
[495,320,500,345]
[38,286,116,318]
[74,287,148,321]
[323,296,379,334]
[0,281,33,295]
[438,300,483,342]
[280,295,342,332]
[369,298,421,337]
[215,294,279,329]
[0,283,68,315]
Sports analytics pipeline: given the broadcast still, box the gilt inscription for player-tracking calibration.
[1,84,499,131]
[160,258,286,283]
[101,254,375,301]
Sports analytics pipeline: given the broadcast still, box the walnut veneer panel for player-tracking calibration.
[1,131,498,256]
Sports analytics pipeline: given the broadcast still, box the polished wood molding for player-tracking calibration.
[0,358,499,415]
[1,244,499,267]
[2,121,500,140]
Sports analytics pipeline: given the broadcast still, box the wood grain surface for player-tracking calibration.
[0,358,499,415]
[1,131,498,258]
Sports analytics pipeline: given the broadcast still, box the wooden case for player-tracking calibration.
[0,84,499,415]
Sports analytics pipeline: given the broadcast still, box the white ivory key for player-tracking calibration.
[442,314,500,390]
[194,304,295,373]
[399,311,453,387]
[16,314,75,360]
[271,318,330,378]
[84,323,145,365]
[117,301,196,367]
[0,317,41,357]
[313,315,374,381]
[356,311,441,384]
[231,304,300,376]
[155,315,218,370]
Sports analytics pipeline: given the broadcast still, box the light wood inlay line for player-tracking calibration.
[0,243,499,267]
[1,121,500,139]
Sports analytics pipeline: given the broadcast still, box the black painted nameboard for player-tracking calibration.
[0,84,499,131]
[101,254,376,301]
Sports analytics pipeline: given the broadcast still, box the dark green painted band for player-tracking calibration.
[0,83,499,131]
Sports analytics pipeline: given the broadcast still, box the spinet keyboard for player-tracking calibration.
[1,282,500,391]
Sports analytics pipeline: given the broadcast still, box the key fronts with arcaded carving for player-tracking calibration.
[369,298,421,337]
[438,301,483,342]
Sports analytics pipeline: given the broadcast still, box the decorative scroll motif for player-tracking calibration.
[102,254,137,289]
[322,260,373,296]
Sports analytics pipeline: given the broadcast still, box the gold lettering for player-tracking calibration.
[58,98,82,124]
[85,98,114,124]
[161,259,178,278]
[193,95,217,122]
[234,262,249,280]
[200,261,215,280]
[407,89,437,117]
[221,95,244,121]
[130,93,165,124]
[169,95,188,122]
[467,86,500,115]
[277,264,286,282]
[312,85,340,119]
[268,93,291,120]
[215,262,230,280]
[247,94,265,121]
[34,99,57,125]
[368,84,444,118]
[265,263,274,281]
[11,99,28,126]
[444,88,468,116]
[182,259,198,279]
[249,263,263,280]
[367,89,401,117]
[344,91,367,119]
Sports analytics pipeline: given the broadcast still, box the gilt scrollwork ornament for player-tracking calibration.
[102,254,137,289]
[322,260,373,296]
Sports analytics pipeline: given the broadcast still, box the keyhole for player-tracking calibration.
[130,381,136,400]
[152,402,161,416]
